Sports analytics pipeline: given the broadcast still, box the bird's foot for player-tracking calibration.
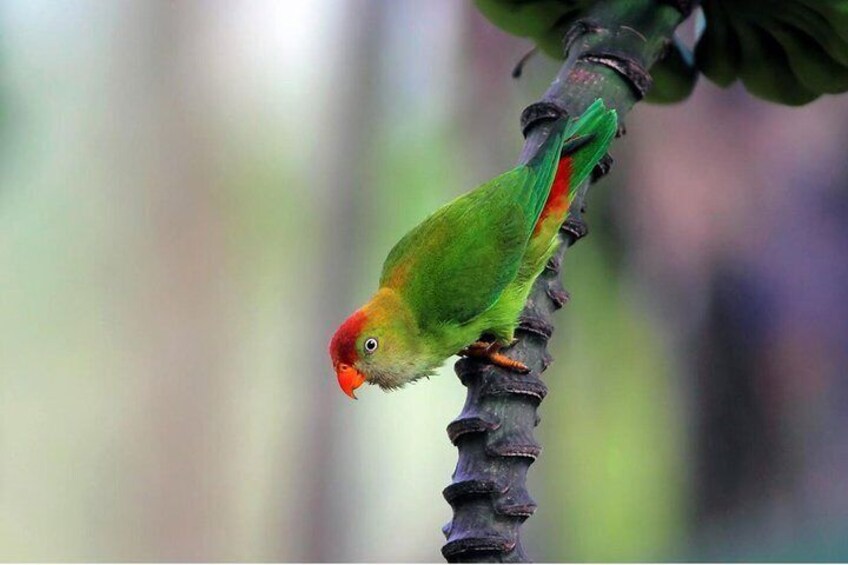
[458,341,529,374]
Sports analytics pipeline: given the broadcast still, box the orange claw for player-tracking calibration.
[458,341,529,374]
[487,351,530,373]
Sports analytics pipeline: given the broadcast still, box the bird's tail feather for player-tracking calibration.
[561,99,618,200]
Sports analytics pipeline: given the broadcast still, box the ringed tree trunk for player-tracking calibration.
[441,1,695,562]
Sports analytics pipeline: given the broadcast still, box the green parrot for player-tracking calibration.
[330,100,617,398]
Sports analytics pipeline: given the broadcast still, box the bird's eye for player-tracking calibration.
[364,337,379,354]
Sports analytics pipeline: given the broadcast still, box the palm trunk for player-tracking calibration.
[442,1,694,561]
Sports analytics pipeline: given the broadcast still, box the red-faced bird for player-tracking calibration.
[330,100,617,398]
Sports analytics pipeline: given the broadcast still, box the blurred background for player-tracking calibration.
[2,0,848,561]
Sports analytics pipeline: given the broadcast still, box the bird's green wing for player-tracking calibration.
[378,101,613,334]
[379,162,556,330]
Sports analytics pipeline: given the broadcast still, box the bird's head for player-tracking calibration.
[329,288,430,399]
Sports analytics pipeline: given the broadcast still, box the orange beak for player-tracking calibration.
[336,363,366,399]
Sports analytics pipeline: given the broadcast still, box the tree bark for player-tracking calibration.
[442,1,694,561]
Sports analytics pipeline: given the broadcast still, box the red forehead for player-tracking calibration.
[329,309,367,365]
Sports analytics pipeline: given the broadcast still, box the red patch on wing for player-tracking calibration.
[329,309,367,366]
[534,157,572,236]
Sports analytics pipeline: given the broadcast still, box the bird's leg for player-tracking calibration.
[457,341,490,357]
[458,340,530,374]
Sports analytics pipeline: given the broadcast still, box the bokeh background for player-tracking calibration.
[2,1,848,561]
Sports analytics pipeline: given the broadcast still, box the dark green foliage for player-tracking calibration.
[476,0,848,106]
[696,0,848,105]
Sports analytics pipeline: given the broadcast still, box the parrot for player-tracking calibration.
[330,99,617,398]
